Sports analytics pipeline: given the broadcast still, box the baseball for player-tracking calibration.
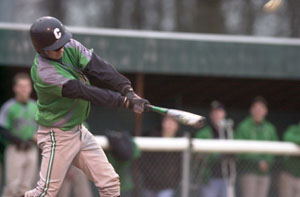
[263,0,283,13]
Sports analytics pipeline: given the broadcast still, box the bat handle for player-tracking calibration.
[144,104,153,111]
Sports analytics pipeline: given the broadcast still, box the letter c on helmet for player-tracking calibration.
[53,28,62,39]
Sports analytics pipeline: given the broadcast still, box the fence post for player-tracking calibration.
[181,131,191,197]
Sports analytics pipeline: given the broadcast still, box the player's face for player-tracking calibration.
[162,117,179,137]
[46,47,64,60]
[210,109,226,126]
[250,102,268,123]
[13,78,32,103]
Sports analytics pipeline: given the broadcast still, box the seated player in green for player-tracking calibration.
[278,122,300,197]
[25,16,149,197]
[235,97,278,197]
[0,73,38,197]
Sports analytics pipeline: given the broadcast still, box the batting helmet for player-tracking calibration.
[30,16,72,53]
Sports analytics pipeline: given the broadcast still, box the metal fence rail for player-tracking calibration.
[96,135,300,197]
[95,136,300,154]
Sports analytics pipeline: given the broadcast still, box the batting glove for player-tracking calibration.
[124,91,150,114]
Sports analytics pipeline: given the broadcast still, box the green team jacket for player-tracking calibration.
[282,124,300,177]
[195,125,226,183]
[235,116,278,175]
[107,142,141,192]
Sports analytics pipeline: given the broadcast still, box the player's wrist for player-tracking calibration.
[121,85,134,96]
[123,95,150,114]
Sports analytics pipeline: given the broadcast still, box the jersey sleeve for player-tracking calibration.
[62,79,125,107]
[284,126,300,145]
[65,39,131,94]
[0,101,13,130]
[83,53,131,94]
[64,39,93,70]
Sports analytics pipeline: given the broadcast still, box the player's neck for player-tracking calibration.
[15,96,29,105]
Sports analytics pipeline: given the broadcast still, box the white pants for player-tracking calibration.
[240,174,270,197]
[58,165,92,197]
[25,125,119,197]
[2,145,38,197]
[279,171,300,197]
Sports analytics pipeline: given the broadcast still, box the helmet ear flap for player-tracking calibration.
[39,50,48,58]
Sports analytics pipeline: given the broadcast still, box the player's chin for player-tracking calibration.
[55,53,63,59]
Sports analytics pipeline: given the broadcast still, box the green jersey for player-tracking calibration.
[282,124,300,177]
[0,98,38,140]
[31,39,92,131]
[235,116,278,175]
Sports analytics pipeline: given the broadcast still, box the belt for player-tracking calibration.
[38,124,82,132]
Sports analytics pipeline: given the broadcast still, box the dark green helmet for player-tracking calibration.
[30,16,72,53]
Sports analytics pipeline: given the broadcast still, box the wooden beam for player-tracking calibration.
[134,73,144,136]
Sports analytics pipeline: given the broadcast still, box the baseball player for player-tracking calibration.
[0,73,38,197]
[58,165,92,197]
[25,16,149,197]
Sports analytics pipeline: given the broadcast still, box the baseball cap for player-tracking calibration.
[210,100,225,110]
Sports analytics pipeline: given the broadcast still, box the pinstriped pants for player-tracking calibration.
[25,125,120,197]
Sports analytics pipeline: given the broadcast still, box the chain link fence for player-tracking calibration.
[137,151,182,196]
[128,139,300,197]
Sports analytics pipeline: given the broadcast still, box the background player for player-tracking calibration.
[235,97,278,197]
[0,73,38,197]
[25,16,149,197]
[58,165,92,197]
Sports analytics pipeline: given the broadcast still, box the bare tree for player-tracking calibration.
[47,0,65,22]
[194,0,224,33]
[287,0,300,37]
[131,0,143,29]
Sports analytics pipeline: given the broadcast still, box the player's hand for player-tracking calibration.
[17,140,33,151]
[259,160,269,172]
[124,92,150,114]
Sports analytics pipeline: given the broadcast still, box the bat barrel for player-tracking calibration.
[145,104,206,128]
[167,109,206,128]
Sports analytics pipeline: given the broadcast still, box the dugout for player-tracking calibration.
[0,23,300,138]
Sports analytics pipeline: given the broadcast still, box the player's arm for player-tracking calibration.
[72,40,144,103]
[81,53,149,111]
[62,79,148,113]
[0,126,30,149]
[83,53,132,95]
[68,39,132,95]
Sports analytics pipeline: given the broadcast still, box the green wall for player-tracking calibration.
[1,24,300,79]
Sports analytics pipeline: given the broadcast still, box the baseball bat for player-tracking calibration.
[145,104,206,128]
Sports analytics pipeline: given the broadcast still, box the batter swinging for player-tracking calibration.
[25,16,149,197]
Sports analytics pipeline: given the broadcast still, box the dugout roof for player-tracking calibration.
[1,23,300,80]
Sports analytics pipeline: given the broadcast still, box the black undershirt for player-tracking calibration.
[61,53,132,107]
